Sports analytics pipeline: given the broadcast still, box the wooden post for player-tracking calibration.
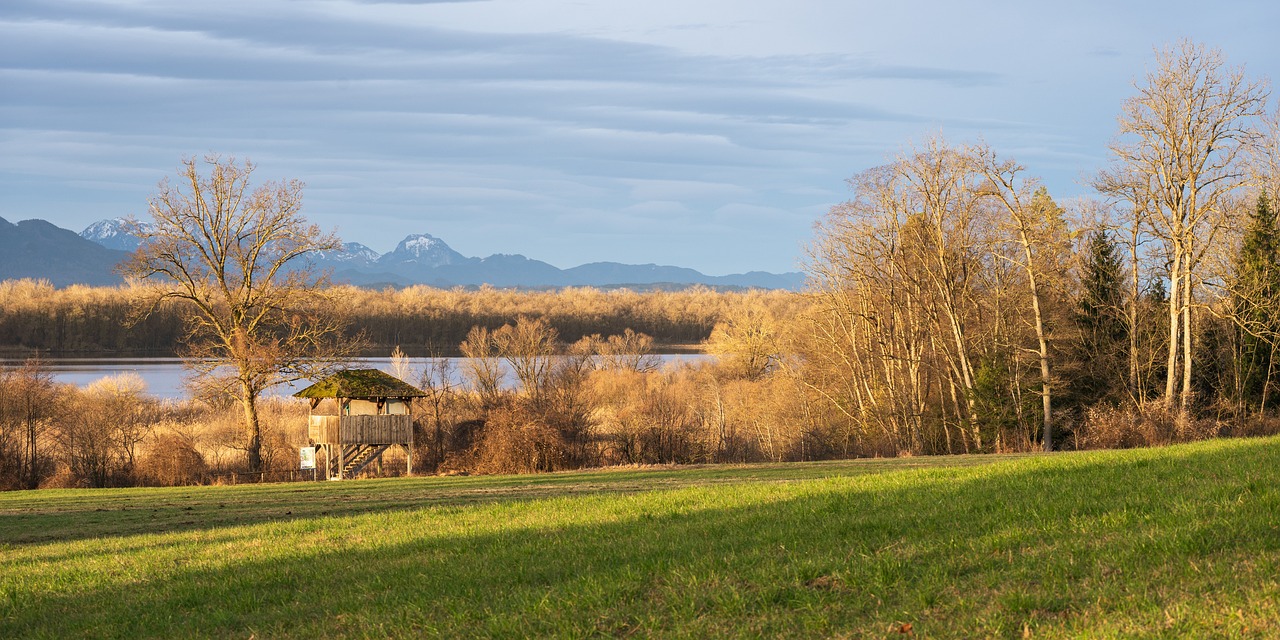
[338,444,345,480]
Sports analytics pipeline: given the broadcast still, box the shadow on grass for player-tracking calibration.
[0,454,1031,546]
[4,437,1279,637]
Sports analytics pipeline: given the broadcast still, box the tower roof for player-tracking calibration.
[293,368,427,399]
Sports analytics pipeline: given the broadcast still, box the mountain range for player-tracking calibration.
[0,217,130,287]
[0,217,805,290]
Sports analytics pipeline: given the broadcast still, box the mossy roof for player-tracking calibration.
[293,369,428,399]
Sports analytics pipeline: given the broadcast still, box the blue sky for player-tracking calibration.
[2,1,1277,274]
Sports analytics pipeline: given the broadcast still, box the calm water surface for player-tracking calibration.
[0,355,708,399]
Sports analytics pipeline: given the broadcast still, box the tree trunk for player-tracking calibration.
[1262,339,1277,417]
[1181,254,1194,414]
[1128,221,1142,405]
[1165,248,1182,406]
[25,416,38,490]
[1016,227,1053,452]
[1032,292,1052,452]
[242,384,263,473]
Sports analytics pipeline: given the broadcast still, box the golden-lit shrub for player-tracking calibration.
[138,433,208,486]
[1077,403,1224,450]
[471,406,569,475]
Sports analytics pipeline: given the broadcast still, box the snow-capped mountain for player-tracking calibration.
[309,242,381,268]
[70,219,805,290]
[377,233,467,269]
[341,242,381,264]
[79,218,150,251]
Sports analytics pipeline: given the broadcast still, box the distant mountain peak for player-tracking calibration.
[396,233,446,255]
[341,242,380,263]
[380,233,466,269]
[309,241,380,267]
[80,217,151,252]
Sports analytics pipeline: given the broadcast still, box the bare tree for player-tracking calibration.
[976,147,1071,451]
[902,139,992,446]
[1249,106,1280,194]
[706,304,781,380]
[491,316,558,405]
[460,326,505,407]
[58,373,154,487]
[1097,40,1269,415]
[0,358,61,489]
[389,345,415,382]
[122,155,354,472]
[597,329,660,373]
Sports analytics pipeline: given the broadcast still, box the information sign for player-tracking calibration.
[300,447,316,470]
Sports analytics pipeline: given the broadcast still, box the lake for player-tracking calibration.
[0,355,709,399]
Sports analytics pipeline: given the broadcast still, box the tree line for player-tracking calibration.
[0,280,797,355]
[0,364,194,489]
[799,40,1279,454]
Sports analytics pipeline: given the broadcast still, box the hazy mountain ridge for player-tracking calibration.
[1,217,130,286]
[6,218,809,290]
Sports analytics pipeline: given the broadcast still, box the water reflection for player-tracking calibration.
[0,355,708,399]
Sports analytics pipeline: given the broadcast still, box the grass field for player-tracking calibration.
[2,437,1279,638]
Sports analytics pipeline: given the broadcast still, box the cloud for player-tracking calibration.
[623,179,750,202]
[3,0,1279,274]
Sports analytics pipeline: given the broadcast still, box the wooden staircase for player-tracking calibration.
[333,444,391,479]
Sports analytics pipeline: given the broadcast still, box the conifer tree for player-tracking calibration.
[1231,193,1280,412]
[1075,230,1127,406]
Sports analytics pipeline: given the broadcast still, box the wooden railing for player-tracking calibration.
[309,414,412,445]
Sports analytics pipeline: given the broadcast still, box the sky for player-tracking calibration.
[2,1,1278,275]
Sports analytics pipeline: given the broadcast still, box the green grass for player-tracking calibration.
[2,439,1279,638]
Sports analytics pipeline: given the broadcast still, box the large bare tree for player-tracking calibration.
[123,155,353,472]
[1097,40,1269,415]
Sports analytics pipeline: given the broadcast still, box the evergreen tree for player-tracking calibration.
[1074,230,1127,406]
[1231,192,1280,412]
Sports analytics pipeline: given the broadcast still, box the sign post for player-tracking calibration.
[300,446,317,480]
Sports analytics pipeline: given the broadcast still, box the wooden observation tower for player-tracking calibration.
[294,369,427,480]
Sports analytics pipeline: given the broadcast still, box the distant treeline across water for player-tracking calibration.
[0,280,802,355]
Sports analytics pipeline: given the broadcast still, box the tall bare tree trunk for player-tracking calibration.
[1181,248,1194,413]
[1166,248,1182,405]
[1128,217,1143,405]
[1030,286,1052,451]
